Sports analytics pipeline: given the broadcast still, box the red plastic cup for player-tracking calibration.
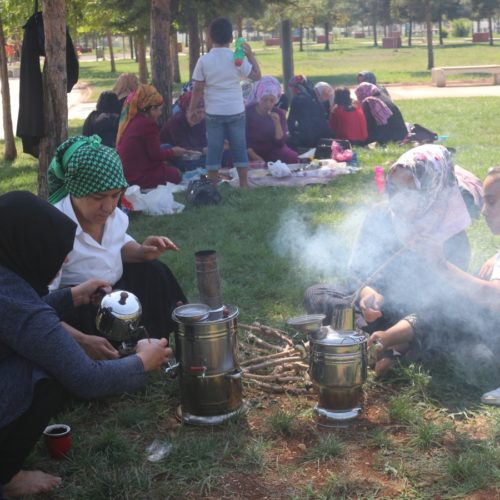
[43,424,72,459]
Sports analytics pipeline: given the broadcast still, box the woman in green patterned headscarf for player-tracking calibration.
[48,136,187,354]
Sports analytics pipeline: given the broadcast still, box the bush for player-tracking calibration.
[440,28,448,38]
[452,19,471,37]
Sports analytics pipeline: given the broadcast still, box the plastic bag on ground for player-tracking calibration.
[124,184,185,215]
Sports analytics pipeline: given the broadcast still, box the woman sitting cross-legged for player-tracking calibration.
[304,145,473,376]
[0,191,171,498]
[328,87,368,146]
[82,91,121,148]
[48,135,187,344]
[116,84,187,188]
[245,76,298,164]
[355,82,407,145]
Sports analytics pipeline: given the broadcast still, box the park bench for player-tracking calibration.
[431,65,500,87]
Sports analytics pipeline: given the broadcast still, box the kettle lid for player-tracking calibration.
[100,290,142,319]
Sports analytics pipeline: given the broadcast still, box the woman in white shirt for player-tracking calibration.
[48,135,186,353]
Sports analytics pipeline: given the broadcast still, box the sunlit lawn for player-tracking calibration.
[1,42,500,497]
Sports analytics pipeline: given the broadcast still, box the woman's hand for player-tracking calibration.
[71,279,112,307]
[247,148,263,162]
[138,236,179,260]
[136,338,172,372]
[80,335,119,360]
[479,255,497,280]
[269,111,280,125]
[359,287,384,323]
[367,330,387,349]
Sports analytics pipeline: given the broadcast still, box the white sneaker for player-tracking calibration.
[481,387,500,405]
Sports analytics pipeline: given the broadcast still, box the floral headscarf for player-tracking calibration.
[247,76,282,105]
[116,84,163,145]
[387,144,471,244]
[355,82,392,125]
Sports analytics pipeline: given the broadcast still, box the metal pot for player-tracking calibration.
[171,304,243,424]
[308,319,367,421]
[96,290,142,342]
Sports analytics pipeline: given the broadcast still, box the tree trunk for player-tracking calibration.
[438,12,443,45]
[488,17,493,46]
[425,2,434,70]
[280,20,294,100]
[170,28,180,83]
[129,34,134,59]
[150,0,171,123]
[188,9,200,78]
[476,19,480,33]
[372,21,378,47]
[299,23,303,52]
[39,0,68,199]
[408,19,412,47]
[324,21,330,50]
[136,35,148,83]
[0,14,17,161]
[236,15,243,38]
[107,31,116,72]
[122,35,126,59]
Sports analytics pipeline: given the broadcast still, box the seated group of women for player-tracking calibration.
[287,71,407,149]
[0,137,187,496]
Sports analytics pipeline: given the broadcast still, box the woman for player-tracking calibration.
[112,72,139,110]
[328,87,368,145]
[357,70,391,98]
[304,145,472,374]
[314,81,335,116]
[48,135,187,342]
[355,82,407,144]
[0,191,170,498]
[160,90,207,170]
[117,84,186,188]
[245,76,298,164]
[368,165,500,393]
[287,75,332,150]
[82,91,121,147]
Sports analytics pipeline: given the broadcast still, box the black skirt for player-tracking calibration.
[63,260,187,342]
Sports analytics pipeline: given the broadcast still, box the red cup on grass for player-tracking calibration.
[43,424,72,459]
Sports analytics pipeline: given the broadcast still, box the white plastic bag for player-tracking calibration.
[268,160,291,178]
[124,184,185,215]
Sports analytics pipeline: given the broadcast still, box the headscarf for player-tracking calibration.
[387,144,471,244]
[355,82,393,125]
[247,76,282,106]
[48,135,128,204]
[314,82,334,106]
[116,84,163,145]
[0,191,76,296]
[96,91,121,115]
[288,75,316,99]
[112,73,139,100]
[358,71,377,85]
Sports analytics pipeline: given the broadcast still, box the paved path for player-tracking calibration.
[1,78,500,140]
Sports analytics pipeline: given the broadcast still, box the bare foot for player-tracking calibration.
[3,470,61,498]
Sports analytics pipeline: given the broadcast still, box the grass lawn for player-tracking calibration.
[2,43,500,497]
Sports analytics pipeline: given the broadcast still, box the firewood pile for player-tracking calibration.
[239,322,312,395]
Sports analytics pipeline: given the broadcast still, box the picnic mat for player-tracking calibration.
[228,163,358,188]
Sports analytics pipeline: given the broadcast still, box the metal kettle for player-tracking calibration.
[96,290,143,342]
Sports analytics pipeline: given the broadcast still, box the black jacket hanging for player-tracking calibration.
[16,8,79,157]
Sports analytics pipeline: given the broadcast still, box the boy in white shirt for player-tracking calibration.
[188,17,261,188]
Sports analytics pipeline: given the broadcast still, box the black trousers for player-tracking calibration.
[63,260,187,341]
[0,379,66,485]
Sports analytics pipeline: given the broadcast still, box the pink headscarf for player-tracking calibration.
[355,82,393,125]
[247,76,282,106]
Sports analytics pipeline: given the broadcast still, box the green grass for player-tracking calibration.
[3,45,500,498]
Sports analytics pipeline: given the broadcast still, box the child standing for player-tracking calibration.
[187,17,261,188]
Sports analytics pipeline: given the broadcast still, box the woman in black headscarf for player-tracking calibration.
[0,191,170,498]
[82,91,121,147]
